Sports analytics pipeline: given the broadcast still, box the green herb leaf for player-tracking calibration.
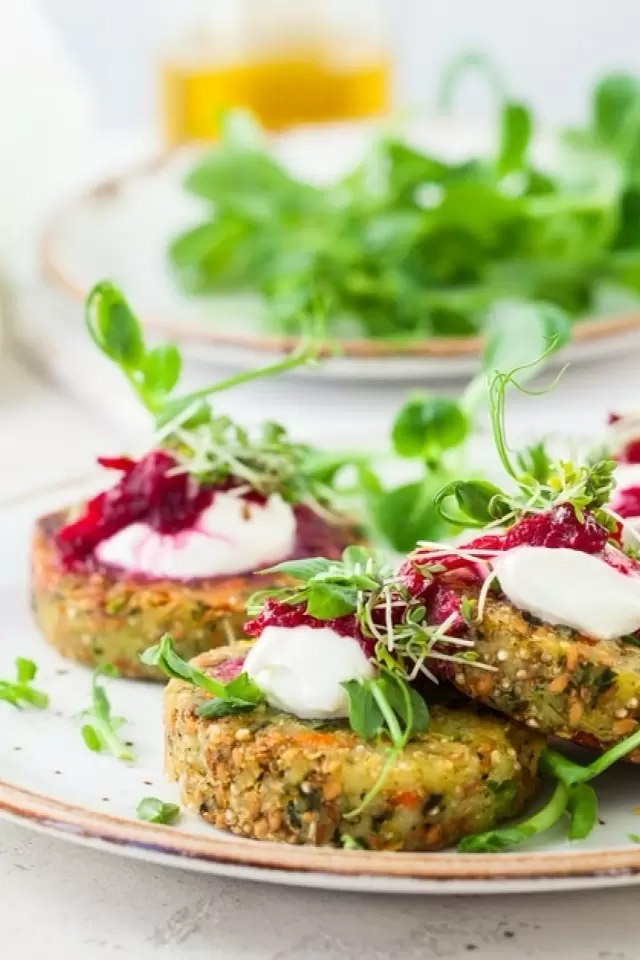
[136,797,181,825]
[629,834,640,844]
[262,558,334,580]
[566,783,598,840]
[85,281,143,368]
[458,780,570,853]
[79,666,132,761]
[481,300,572,380]
[342,679,384,740]
[340,833,368,851]
[305,583,358,619]
[434,478,511,527]
[0,658,49,710]
[497,102,532,177]
[377,673,430,736]
[140,344,182,396]
[141,635,265,714]
[391,394,468,460]
[370,480,450,553]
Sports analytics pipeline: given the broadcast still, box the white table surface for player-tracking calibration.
[4,348,640,960]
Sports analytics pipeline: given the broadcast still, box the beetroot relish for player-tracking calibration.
[503,504,609,553]
[611,485,640,520]
[243,599,375,658]
[54,450,264,570]
[399,504,616,633]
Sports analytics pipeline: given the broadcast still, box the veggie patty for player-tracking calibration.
[164,644,543,850]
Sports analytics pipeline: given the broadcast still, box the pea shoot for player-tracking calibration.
[80,665,133,761]
[140,634,264,718]
[0,658,48,709]
[459,728,640,852]
[83,282,344,520]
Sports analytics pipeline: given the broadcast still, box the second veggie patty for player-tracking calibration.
[164,644,543,850]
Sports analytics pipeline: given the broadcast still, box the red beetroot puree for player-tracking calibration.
[244,599,376,658]
[398,504,620,636]
[54,450,346,574]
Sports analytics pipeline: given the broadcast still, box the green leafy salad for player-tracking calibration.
[168,66,640,342]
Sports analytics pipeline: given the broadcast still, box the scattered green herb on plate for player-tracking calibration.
[0,658,48,709]
[136,797,181,825]
[80,665,133,761]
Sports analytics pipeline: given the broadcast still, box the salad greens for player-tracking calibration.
[80,665,133,761]
[0,658,48,709]
[169,64,640,341]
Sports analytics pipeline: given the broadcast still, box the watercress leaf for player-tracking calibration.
[341,679,384,740]
[136,797,181,825]
[305,583,358,619]
[481,299,571,380]
[85,282,144,367]
[141,344,181,396]
[81,724,101,752]
[567,783,598,840]
[371,481,449,554]
[392,394,468,459]
[196,698,257,718]
[261,557,334,580]
[15,657,36,684]
[497,102,532,177]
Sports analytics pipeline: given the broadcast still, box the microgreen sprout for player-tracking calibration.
[254,546,491,686]
[79,665,133,761]
[0,658,48,709]
[434,346,618,535]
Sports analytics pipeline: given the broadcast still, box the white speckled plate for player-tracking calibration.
[4,482,640,894]
[41,118,640,382]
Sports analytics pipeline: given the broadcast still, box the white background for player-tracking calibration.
[42,0,640,127]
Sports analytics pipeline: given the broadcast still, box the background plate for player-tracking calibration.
[5,482,640,894]
[41,119,640,381]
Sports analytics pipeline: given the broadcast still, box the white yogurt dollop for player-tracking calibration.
[244,625,375,719]
[493,546,640,640]
[95,492,297,579]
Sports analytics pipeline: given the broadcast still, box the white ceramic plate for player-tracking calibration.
[5,481,640,894]
[41,119,640,382]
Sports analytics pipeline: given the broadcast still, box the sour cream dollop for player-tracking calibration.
[244,625,375,719]
[94,492,297,579]
[493,546,640,640]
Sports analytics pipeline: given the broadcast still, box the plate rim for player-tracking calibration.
[4,776,640,885]
[40,149,640,360]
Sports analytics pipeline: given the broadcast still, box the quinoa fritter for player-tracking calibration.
[164,644,543,850]
[446,595,640,760]
[30,509,360,680]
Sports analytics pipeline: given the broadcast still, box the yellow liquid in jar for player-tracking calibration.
[160,52,389,144]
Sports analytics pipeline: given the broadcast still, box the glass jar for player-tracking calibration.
[158,0,390,144]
